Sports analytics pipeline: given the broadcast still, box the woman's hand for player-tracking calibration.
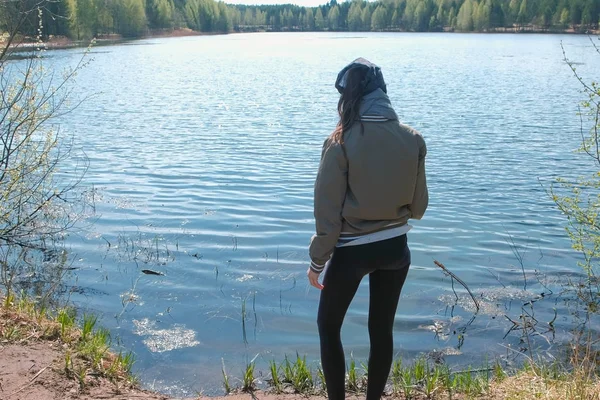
[307,268,324,290]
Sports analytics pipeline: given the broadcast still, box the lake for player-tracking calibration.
[33,32,600,396]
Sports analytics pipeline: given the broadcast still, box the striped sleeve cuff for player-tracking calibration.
[310,261,326,274]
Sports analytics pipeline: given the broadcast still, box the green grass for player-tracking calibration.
[221,359,232,394]
[290,354,313,394]
[413,357,427,382]
[57,307,76,342]
[64,350,73,372]
[269,359,282,393]
[391,358,403,394]
[400,363,415,399]
[1,293,135,387]
[346,357,360,393]
[452,367,488,397]
[78,325,111,369]
[277,354,314,394]
[316,364,326,394]
[242,361,256,392]
[493,360,506,382]
[81,313,98,341]
[423,361,441,398]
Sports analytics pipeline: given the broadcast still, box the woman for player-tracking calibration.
[307,58,428,400]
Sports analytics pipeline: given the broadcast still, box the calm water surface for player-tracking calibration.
[39,33,599,395]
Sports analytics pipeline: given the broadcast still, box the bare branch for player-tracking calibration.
[434,260,480,313]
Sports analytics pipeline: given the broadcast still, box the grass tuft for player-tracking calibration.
[346,356,360,393]
[221,358,232,394]
[316,364,327,394]
[280,353,313,394]
[291,353,313,394]
[269,359,282,393]
[241,361,256,392]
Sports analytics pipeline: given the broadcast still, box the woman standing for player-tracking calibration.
[308,58,428,400]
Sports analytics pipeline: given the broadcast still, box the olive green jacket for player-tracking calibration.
[309,120,428,272]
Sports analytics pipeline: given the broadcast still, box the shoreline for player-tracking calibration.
[0,29,230,53]
[1,295,599,399]
[2,27,598,54]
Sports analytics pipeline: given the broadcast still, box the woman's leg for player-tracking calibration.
[366,265,410,400]
[317,259,364,400]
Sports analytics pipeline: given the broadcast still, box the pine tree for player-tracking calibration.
[328,5,340,29]
[154,0,175,29]
[361,4,371,30]
[456,0,474,30]
[230,7,241,29]
[64,0,80,39]
[507,0,520,25]
[474,0,491,31]
[517,0,529,26]
[184,0,201,30]
[414,1,429,31]
[391,9,400,28]
[347,1,363,31]
[569,0,582,26]
[217,2,231,32]
[559,7,570,27]
[537,0,555,28]
[243,8,254,26]
[77,0,97,38]
[436,2,446,27]
[305,8,315,30]
[96,0,114,34]
[580,0,596,27]
[447,6,457,28]
[371,5,387,30]
[315,7,325,29]
[117,0,147,36]
[490,0,505,28]
[257,10,266,25]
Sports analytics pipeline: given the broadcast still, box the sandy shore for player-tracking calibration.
[0,340,334,400]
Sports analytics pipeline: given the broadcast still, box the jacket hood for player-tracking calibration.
[335,57,387,95]
[359,89,398,121]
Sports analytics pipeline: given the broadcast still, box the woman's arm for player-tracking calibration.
[410,133,428,220]
[309,139,348,273]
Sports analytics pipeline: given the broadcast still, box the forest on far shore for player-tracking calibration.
[1,0,599,41]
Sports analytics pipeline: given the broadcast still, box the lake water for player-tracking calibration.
[32,32,600,396]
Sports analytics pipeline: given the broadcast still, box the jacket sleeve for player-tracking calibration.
[309,139,348,273]
[410,133,428,220]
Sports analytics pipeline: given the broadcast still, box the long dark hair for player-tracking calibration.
[331,67,367,144]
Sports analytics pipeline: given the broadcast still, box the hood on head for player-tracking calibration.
[335,57,387,95]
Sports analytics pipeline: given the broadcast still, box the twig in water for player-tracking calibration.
[485,267,506,288]
[241,296,248,345]
[252,291,257,326]
[434,260,480,313]
[503,316,520,339]
[505,231,528,290]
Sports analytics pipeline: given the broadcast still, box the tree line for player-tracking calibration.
[1,0,599,40]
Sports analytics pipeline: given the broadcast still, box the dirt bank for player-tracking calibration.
[0,343,170,400]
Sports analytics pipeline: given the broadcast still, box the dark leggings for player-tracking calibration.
[317,235,411,400]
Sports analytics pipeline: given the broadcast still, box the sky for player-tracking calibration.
[225,0,330,7]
